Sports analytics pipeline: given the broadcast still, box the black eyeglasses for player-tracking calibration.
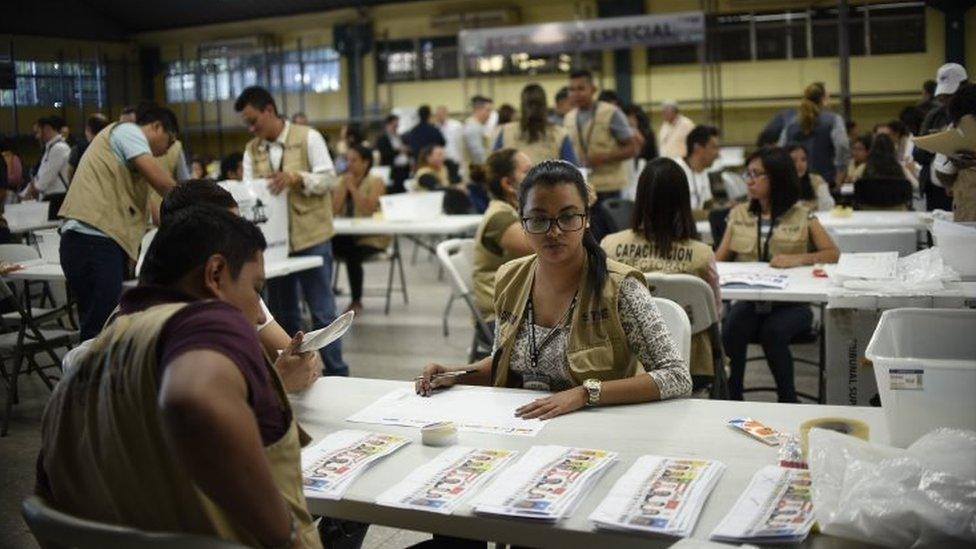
[521,213,586,234]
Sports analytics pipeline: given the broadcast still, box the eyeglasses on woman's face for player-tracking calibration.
[521,212,587,234]
[744,170,768,180]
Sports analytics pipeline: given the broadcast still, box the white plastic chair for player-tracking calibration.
[436,239,492,362]
[22,496,246,549]
[646,273,730,399]
[649,296,692,368]
[135,228,158,278]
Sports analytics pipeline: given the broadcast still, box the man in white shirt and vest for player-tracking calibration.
[462,95,493,178]
[657,100,696,159]
[564,70,638,242]
[674,125,720,220]
[25,115,71,219]
[434,105,464,182]
[235,86,348,376]
[58,105,180,340]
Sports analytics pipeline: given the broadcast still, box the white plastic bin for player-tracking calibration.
[931,219,976,277]
[866,308,976,447]
[380,191,444,222]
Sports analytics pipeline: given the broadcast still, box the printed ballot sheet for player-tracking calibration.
[710,466,815,544]
[302,430,409,499]
[376,447,518,514]
[346,386,547,436]
[720,272,790,289]
[590,456,725,538]
[471,446,617,521]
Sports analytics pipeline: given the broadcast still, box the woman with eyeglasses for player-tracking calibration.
[416,160,691,420]
[715,147,839,402]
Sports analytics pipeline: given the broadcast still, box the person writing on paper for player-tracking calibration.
[38,206,322,548]
[471,149,534,323]
[416,160,691,419]
[716,147,839,402]
[331,144,390,315]
[601,158,720,392]
[786,144,835,212]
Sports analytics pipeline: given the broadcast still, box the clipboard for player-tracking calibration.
[912,114,976,158]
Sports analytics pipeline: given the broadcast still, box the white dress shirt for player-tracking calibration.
[34,135,71,195]
[242,120,337,195]
[674,156,713,210]
[437,118,464,164]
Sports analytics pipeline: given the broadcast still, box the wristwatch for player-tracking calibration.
[583,378,602,407]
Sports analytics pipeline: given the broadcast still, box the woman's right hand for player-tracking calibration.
[415,363,455,397]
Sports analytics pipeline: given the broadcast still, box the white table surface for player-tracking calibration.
[697,210,934,244]
[2,255,324,283]
[293,377,886,548]
[333,215,482,236]
[718,262,976,307]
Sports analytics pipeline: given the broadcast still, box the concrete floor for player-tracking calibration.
[0,240,818,548]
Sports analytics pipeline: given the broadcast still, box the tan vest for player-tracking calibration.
[601,230,714,377]
[491,255,645,388]
[146,141,185,227]
[58,122,150,260]
[472,200,525,320]
[498,122,567,166]
[564,101,628,192]
[341,174,391,250]
[950,167,976,222]
[245,124,334,252]
[727,203,813,262]
[798,173,827,212]
[39,302,321,548]
[415,165,449,189]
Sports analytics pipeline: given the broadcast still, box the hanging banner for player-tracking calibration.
[219,179,291,263]
[459,11,705,58]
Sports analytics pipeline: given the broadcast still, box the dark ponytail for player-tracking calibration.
[518,160,607,299]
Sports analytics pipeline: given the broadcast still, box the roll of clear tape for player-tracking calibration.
[800,417,870,458]
[421,421,458,446]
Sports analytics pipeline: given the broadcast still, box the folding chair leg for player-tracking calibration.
[396,239,408,305]
[817,304,826,404]
[443,294,455,337]
[2,354,25,437]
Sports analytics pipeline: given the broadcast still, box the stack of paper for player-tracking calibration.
[471,446,617,520]
[376,447,518,514]
[835,252,899,281]
[720,272,790,289]
[346,387,547,436]
[301,429,409,499]
[710,466,815,544]
[590,456,725,537]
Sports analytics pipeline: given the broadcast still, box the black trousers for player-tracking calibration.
[59,230,128,340]
[331,235,383,302]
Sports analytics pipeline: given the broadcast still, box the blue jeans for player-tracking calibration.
[59,230,128,340]
[267,240,349,376]
[721,301,812,403]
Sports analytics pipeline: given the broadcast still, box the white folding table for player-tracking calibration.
[293,377,887,549]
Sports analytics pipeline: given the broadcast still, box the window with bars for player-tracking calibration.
[648,2,924,66]
[0,60,106,107]
[163,46,340,103]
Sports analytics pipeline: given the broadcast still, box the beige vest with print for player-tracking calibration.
[472,199,524,320]
[564,101,628,193]
[601,229,714,377]
[491,255,645,388]
[727,203,812,262]
[146,141,185,227]
[499,122,567,166]
[344,174,392,250]
[246,124,334,252]
[58,122,150,261]
[39,302,321,548]
[949,167,976,222]
[414,165,449,190]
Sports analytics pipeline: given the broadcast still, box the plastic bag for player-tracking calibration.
[835,248,960,294]
[808,427,976,548]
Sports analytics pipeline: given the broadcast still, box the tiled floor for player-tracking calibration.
[0,240,818,548]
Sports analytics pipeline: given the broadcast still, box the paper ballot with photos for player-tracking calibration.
[710,465,816,544]
[590,455,726,538]
[376,447,518,515]
[301,429,409,500]
[470,445,617,521]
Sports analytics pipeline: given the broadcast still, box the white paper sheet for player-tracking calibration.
[471,446,617,521]
[590,456,726,538]
[299,310,355,353]
[720,272,790,289]
[710,466,815,544]
[301,429,409,499]
[376,447,518,514]
[835,252,899,281]
[346,387,548,436]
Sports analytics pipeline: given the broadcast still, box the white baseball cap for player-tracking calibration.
[935,63,968,96]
